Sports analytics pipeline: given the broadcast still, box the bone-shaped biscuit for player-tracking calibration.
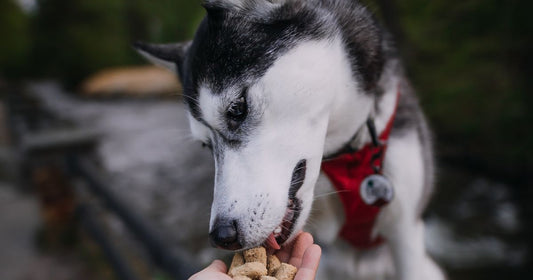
[267,254,281,275]
[273,263,298,280]
[229,262,268,279]
[228,246,298,280]
[228,252,245,277]
[243,246,267,267]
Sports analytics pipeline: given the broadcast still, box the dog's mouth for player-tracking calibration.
[264,198,301,250]
[263,159,306,250]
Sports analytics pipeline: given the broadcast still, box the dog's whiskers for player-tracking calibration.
[290,179,306,185]
[313,189,352,200]
[292,166,307,172]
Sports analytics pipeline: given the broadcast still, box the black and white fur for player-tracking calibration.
[136,0,444,279]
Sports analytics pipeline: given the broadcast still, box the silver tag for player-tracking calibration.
[360,174,394,206]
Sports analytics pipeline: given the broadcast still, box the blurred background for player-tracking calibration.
[0,0,531,279]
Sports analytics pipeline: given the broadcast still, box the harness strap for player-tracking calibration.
[320,90,400,249]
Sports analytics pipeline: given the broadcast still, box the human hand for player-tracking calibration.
[274,232,322,280]
[189,259,232,280]
[188,232,322,280]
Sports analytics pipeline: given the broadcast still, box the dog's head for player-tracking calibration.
[136,0,383,250]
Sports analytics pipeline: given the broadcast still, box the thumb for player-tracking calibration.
[189,260,232,280]
[203,260,228,273]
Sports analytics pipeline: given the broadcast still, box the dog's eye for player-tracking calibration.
[226,96,247,128]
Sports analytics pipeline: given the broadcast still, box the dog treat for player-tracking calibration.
[267,254,281,275]
[228,246,298,280]
[273,263,298,280]
[228,252,245,276]
[229,262,268,279]
[243,246,267,267]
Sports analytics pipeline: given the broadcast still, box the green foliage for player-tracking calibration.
[126,0,205,42]
[31,0,130,86]
[30,0,204,87]
[0,0,31,78]
[365,0,533,173]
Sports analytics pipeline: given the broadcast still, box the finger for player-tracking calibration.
[275,231,304,263]
[275,242,293,263]
[196,260,228,274]
[188,260,232,280]
[288,232,314,268]
[208,260,228,273]
[294,244,322,280]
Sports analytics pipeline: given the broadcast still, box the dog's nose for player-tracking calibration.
[209,219,242,250]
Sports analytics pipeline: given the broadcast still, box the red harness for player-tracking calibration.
[320,91,399,249]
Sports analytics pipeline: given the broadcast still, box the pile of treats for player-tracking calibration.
[228,246,297,280]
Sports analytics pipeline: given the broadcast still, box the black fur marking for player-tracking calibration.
[282,197,302,245]
[275,157,305,245]
[183,6,327,121]
[391,86,420,136]
[278,159,305,245]
[289,159,307,199]
[181,1,389,121]
[138,1,391,119]
[280,158,305,245]
[214,132,242,155]
[321,0,385,91]
[226,88,249,130]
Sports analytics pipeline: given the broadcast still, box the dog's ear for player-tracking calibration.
[203,0,287,15]
[133,41,191,76]
[204,0,284,8]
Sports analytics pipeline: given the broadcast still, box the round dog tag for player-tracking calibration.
[360,174,394,206]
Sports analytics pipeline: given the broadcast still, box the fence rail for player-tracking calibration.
[6,87,198,280]
[69,156,198,279]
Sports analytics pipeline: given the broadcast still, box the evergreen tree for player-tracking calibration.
[0,0,30,78]
[30,0,204,87]
[31,0,131,87]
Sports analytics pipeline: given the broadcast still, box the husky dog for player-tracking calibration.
[135,0,445,279]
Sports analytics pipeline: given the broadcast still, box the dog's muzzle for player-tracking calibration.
[265,159,307,249]
[209,160,308,251]
[209,218,242,250]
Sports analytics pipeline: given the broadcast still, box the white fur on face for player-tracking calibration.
[191,37,371,248]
